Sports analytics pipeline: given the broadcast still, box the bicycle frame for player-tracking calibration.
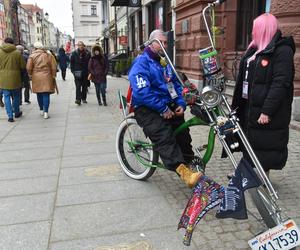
[118,89,216,169]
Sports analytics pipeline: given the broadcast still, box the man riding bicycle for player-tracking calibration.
[128,29,202,188]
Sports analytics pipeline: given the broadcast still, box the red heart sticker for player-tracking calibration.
[261,59,269,67]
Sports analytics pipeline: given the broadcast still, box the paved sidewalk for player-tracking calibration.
[0,72,299,250]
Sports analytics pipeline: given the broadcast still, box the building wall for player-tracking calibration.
[271,0,300,97]
[174,0,300,118]
[0,0,5,44]
[72,0,103,48]
[18,5,31,48]
[271,0,300,120]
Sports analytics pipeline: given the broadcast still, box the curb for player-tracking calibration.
[289,120,300,132]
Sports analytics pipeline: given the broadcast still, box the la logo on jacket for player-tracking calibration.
[261,59,269,67]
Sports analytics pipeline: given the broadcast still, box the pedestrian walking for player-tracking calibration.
[0,37,26,122]
[16,45,31,104]
[70,41,91,105]
[26,42,57,119]
[231,13,295,174]
[88,44,108,106]
[58,46,69,81]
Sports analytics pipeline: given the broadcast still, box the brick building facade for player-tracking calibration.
[174,0,299,100]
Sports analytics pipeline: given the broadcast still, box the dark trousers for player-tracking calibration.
[19,83,30,104]
[135,106,194,171]
[94,82,107,104]
[61,70,66,80]
[75,78,88,101]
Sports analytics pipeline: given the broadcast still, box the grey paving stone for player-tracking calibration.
[0,221,50,250]
[8,126,65,135]
[19,120,67,129]
[0,139,63,152]
[63,142,114,156]
[0,158,60,170]
[0,193,55,225]
[2,131,65,143]
[57,179,162,206]
[64,133,115,145]
[0,176,57,197]
[0,166,59,181]
[51,196,178,242]
[49,227,198,250]
[58,164,127,186]
[61,153,118,168]
[0,147,62,163]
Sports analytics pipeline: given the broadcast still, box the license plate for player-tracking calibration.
[248,220,300,250]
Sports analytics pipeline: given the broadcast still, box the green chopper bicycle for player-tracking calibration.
[116,1,300,249]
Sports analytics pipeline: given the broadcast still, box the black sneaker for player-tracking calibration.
[15,111,22,118]
[25,101,31,104]
[75,100,81,105]
[0,100,4,107]
[8,118,14,122]
[82,100,87,104]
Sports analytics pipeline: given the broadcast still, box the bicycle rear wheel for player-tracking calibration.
[248,186,283,229]
[116,117,158,180]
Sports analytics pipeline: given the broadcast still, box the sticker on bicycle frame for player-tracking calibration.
[248,219,300,250]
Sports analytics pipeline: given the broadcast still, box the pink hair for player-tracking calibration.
[248,13,278,53]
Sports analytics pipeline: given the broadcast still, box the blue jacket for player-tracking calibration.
[128,49,186,114]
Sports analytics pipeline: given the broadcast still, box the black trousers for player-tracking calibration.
[74,78,88,101]
[19,81,30,103]
[135,106,194,171]
[61,70,66,80]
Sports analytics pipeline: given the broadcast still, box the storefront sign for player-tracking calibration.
[119,36,128,46]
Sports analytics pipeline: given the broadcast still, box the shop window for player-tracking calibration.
[265,0,271,12]
[154,1,163,30]
[138,10,143,44]
[236,0,266,51]
[131,15,136,50]
[147,0,164,37]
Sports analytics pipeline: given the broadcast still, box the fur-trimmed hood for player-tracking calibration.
[91,44,103,56]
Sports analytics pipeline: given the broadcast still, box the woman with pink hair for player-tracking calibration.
[231,13,295,174]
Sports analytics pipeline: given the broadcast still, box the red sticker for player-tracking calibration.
[261,59,269,67]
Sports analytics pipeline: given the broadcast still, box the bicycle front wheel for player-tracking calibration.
[248,186,283,229]
[116,117,158,180]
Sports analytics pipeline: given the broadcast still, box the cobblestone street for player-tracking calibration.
[0,73,299,250]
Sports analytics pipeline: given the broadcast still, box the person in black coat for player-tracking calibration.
[70,41,91,105]
[58,47,69,81]
[232,13,295,172]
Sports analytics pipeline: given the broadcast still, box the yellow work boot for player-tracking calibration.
[176,163,202,188]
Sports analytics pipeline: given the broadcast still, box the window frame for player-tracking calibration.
[235,0,266,51]
[91,4,97,16]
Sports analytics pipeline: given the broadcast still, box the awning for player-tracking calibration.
[111,0,141,7]
[111,0,128,6]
